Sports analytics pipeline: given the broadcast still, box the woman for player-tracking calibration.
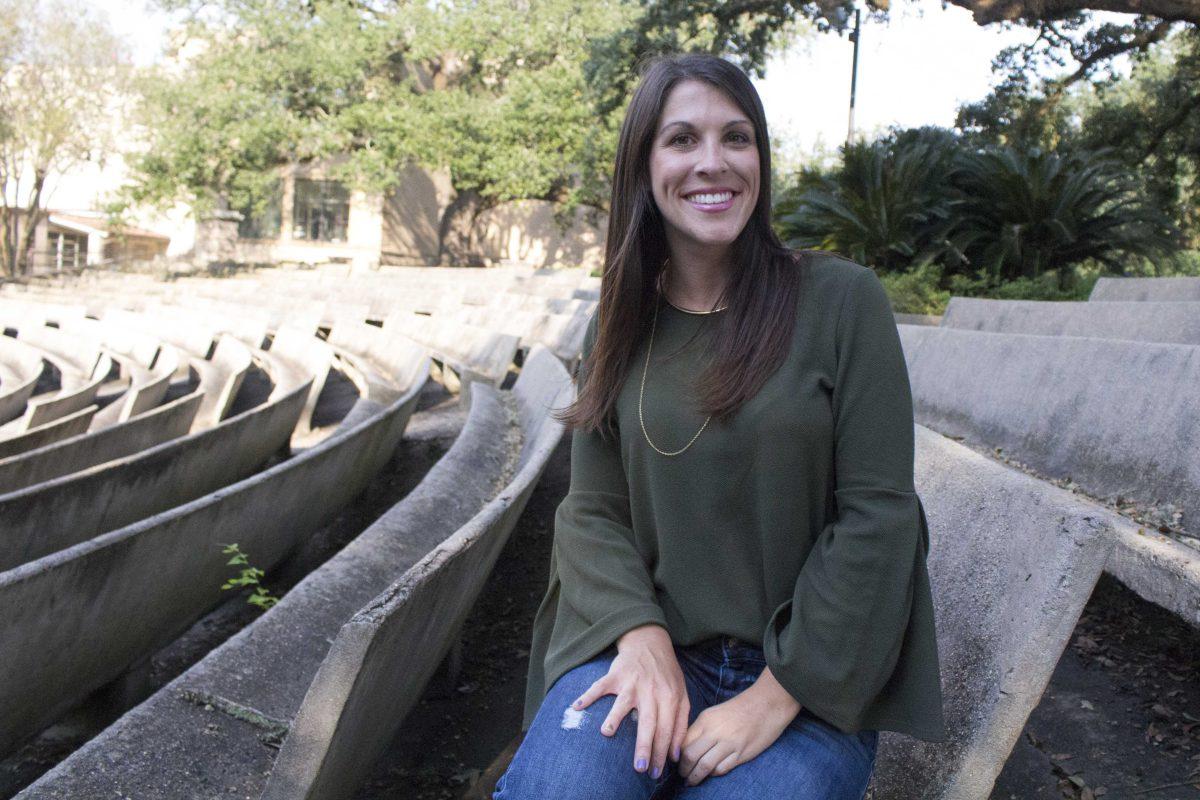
[496,53,946,799]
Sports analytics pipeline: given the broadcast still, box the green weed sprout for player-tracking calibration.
[219,543,280,611]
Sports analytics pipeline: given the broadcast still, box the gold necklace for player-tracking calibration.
[637,297,713,457]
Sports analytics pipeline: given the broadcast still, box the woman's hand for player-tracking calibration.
[679,666,801,786]
[571,624,689,781]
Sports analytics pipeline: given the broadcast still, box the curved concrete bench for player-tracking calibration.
[894,312,941,326]
[0,346,429,757]
[0,404,97,459]
[0,348,309,574]
[192,335,253,431]
[451,308,588,363]
[0,336,45,424]
[384,312,520,394]
[1090,276,1200,302]
[899,325,1200,627]
[0,352,113,434]
[16,347,554,799]
[0,391,203,494]
[12,325,99,389]
[269,327,333,438]
[264,348,571,799]
[941,297,1200,345]
[867,426,1114,798]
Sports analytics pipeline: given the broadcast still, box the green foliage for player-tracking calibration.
[775,127,1181,292]
[219,543,279,611]
[775,127,964,273]
[878,263,952,315]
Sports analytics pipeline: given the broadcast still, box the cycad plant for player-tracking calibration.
[951,147,1179,289]
[775,128,967,274]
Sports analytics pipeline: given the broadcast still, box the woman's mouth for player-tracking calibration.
[684,190,737,213]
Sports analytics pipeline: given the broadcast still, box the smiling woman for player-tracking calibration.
[499,52,945,800]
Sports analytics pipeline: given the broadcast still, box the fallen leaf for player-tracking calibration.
[1081,700,1096,711]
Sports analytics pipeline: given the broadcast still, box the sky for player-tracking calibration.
[90,0,1130,172]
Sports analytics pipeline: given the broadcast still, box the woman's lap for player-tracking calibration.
[496,642,876,800]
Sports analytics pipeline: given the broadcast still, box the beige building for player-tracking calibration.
[193,158,606,272]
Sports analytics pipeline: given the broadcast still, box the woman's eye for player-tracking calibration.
[729,132,751,144]
[669,134,693,146]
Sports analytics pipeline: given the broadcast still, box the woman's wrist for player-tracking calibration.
[616,623,670,651]
[748,665,802,718]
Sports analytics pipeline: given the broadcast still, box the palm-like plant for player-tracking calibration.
[775,128,966,273]
[950,147,1180,287]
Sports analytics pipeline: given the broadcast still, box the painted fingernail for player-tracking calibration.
[651,765,662,779]
[672,745,681,761]
[572,699,581,709]
[603,724,613,734]
[636,758,647,771]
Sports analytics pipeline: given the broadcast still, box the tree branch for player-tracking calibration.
[947,0,1200,25]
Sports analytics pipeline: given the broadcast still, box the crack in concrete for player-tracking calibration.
[178,688,290,748]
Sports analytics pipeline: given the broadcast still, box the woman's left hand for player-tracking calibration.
[678,666,801,786]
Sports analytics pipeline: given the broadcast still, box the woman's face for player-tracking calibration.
[648,79,760,257]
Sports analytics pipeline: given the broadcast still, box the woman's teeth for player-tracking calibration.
[687,192,733,205]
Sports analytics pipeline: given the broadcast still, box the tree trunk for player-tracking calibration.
[18,171,47,276]
[436,188,491,267]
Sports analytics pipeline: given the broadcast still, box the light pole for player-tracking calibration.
[847,6,861,145]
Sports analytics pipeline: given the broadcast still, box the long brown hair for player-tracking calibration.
[559,52,802,438]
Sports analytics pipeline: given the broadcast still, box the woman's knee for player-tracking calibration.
[495,656,662,799]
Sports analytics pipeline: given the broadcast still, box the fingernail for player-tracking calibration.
[636,758,647,771]
[572,699,581,709]
[672,745,680,761]
[603,724,613,734]
[651,765,662,779]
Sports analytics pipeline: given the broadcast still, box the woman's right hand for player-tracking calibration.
[570,623,690,781]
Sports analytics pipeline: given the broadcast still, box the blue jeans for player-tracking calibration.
[497,636,877,799]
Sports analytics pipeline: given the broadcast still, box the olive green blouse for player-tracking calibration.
[523,252,946,741]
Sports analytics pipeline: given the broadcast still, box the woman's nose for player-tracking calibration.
[694,137,728,174]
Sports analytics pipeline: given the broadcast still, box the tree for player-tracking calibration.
[0,0,129,276]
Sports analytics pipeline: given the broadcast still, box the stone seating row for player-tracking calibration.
[0,335,44,422]
[1089,275,1200,301]
[19,346,570,799]
[0,331,312,574]
[900,324,1200,627]
[0,334,431,756]
[941,297,1200,345]
[383,311,521,393]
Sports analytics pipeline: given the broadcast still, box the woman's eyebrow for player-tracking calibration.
[659,119,753,133]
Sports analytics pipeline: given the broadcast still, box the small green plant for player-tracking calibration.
[219,543,279,610]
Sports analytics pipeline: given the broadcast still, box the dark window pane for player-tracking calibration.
[292,178,349,243]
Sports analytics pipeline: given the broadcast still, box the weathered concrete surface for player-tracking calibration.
[894,312,941,326]
[869,426,1114,799]
[1,353,112,432]
[0,405,95,459]
[0,336,44,423]
[262,347,571,800]
[940,297,1200,345]
[0,370,308,572]
[0,390,202,494]
[897,325,1200,627]
[384,312,520,391]
[89,344,179,428]
[271,326,333,437]
[1090,276,1200,302]
[0,350,429,758]
[192,334,252,430]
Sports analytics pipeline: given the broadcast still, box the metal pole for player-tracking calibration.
[847,7,861,145]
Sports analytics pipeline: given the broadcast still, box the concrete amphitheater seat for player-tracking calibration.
[384,311,520,396]
[940,296,1200,346]
[0,340,431,758]
[0,336,47,424]
[899,324,1200,628]
[0,331,311,573]
[16,345,565,800]
[1089,275,1200,302]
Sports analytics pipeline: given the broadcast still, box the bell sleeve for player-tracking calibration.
[552,316,669,646]
[762,266,932,732]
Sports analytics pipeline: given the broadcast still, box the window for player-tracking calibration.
[292,178,349,243]
[237,182,283,239]
[48,231,87,269]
